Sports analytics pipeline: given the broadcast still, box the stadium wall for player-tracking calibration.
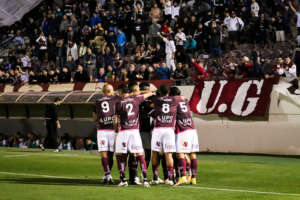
[0,83,300,155]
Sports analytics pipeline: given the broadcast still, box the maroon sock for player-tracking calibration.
[101,157,110,176]
[132,156,138,177]
[178,158,186,177]
[116,155,126,181]
[191,159,198,178]
[168,166,174,180]
[138,155,148,179]
[186,160,191,176]
[152,164,159,180]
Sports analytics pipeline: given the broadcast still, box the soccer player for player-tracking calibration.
[115,84,153,187]
[151,85,183,185]
[169,86,199,186]
[93,84,120,184]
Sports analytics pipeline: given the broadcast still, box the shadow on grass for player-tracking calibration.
[0,177,116,187]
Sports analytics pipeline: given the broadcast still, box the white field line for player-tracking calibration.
[3,154,30,158]
[0,171,300,197]
[181,186,300,197]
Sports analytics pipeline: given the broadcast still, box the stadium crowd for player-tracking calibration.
[0,0,299,86]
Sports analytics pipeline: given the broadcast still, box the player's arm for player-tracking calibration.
[289,1,297,14]
[142,91,155,99]
[113,115,119,133]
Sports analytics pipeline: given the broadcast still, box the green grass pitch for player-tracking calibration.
[0,147,300,200]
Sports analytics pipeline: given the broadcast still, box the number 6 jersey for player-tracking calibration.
[95,95,121,130]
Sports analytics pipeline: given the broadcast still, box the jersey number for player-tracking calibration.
[162,104,170,113]
[126,103,134,116]
[179,102,188,112]
[101,101,110,113]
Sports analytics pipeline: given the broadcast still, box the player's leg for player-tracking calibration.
[137,153,149,187]
[174,153,187,186]
[128,154,138,185]
[151,129,163,184]
[128,130,148,186]
[164,152,175,185]
[190,153,197,185]
[162,128,176,185]
[160,153,169,183]
[115,131,128,186]
[190,129,199,185]
[185,154,192,183]
[97,131,111,183]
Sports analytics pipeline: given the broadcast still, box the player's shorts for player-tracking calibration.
[115,129,144,154]
[140,131,151,150]
[97,129,115,152]
[176,129,199,153]
[151,127,176,153]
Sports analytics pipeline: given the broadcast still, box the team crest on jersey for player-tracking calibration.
[182,141,188,148]
[122,142,126,148]
[156,141,161,147]
[101,140,105,146]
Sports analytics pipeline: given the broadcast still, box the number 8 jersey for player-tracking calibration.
[153,96,183,129]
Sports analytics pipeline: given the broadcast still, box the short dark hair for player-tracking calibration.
[139,82,150,91]
[118,84,129,94]
[159,85,170,96]
[170,87,181,96]
[128,81,138,93]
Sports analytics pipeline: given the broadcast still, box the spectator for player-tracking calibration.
[224,11,244,49]
[158,33,176,71]
[66,41,78,61]
[155,62,170,80]
[84,48,97,81]
[116,29,126,57]
[97,67,106,82]
[127,64,138,81]
[58,67,71,83]
[251,0,260,17]
[173,62,188,85]
[74,65,90,82]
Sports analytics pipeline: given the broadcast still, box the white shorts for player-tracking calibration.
[176,129,199,153]
[151,128,176,153]
[97,129,115,152]
[115,129,144,154]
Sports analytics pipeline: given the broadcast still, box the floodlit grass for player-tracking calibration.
[0,148,300,200]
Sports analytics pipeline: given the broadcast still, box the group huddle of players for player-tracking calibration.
[93,82,199,187]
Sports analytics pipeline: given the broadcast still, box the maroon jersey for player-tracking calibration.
[153,96,182,128]
[116,95,144,130]
[95,95,121,130]
[176,98,195,133]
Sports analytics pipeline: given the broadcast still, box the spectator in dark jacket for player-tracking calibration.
[73,65,90,82]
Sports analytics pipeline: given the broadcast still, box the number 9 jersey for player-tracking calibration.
[95,95,121,130]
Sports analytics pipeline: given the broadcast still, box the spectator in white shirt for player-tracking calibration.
[251,0,260,17]
[175,28,186,47]
[163,0,172,22]
[171,1,181,20]
[67,41,78,61]
[277,57,299,94]
[158,33,176,71]
[21,52,31,68]
[224,11,244,49]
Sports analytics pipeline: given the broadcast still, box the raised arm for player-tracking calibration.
[289,1,297,14]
